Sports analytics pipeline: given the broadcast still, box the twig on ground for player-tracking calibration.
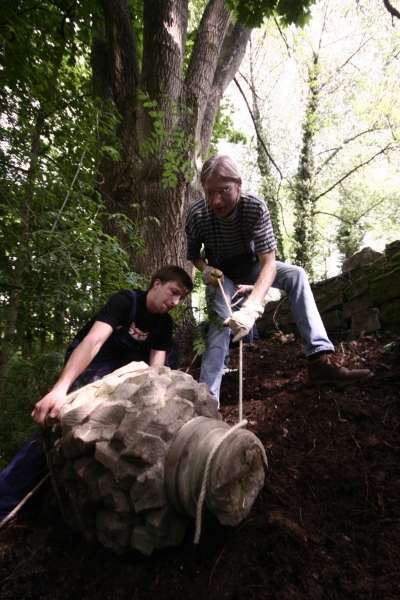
[0,473,50,530]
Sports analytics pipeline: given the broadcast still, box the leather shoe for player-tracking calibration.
[308,353,372,387]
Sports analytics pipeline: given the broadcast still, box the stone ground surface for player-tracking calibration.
[1,334,399,600]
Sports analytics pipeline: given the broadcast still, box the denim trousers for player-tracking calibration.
[199,261,334,403]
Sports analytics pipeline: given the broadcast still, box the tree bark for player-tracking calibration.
[94,0,252,278]
[200,22,251,156]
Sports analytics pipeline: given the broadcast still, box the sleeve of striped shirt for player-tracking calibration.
[249,196,277,255]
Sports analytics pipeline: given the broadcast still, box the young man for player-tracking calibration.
[32,265,193,424]
[0,265,192,521]
[185,154,371,403]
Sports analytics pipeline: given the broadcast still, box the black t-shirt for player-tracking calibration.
[67,290,173,368]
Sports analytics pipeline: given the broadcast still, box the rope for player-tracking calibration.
[217,278,233,318]
[194,280,246,544]
[194,419,247,544]
[238,339,243,421]
[217,278,243,423]
[193,420,269,545]
[193,279,268,544]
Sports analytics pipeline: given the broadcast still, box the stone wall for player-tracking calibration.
[258,240,400,340]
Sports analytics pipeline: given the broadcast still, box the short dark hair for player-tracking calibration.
[149,265,193,292]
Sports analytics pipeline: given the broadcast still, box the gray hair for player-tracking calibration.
[200,155,242,187]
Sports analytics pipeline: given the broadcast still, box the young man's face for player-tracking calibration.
[204,173,241,218]
[147,279,189,313]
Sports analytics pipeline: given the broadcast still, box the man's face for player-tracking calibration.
[204,173,241,218]
[148,280,189,313]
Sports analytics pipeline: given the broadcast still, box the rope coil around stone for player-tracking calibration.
[193,280,268,544]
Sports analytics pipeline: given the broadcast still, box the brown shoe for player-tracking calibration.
[308,352,372,387]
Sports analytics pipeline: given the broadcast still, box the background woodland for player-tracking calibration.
[0,0,399,462]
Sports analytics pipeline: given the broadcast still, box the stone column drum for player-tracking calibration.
[48,362,266,555]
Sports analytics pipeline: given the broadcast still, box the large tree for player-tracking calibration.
[92,0,251,276]
[93,0,315,276]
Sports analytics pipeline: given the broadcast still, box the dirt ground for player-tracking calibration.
[1,335,399,600]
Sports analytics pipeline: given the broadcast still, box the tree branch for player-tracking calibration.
[314,210,354,224]
[199,21,251,156]
[316,194,395,224]
[315,143,394,201]
[233,76,283,181]
[315,126,385,174]
[383,0,400,19]
[185,0,231,144]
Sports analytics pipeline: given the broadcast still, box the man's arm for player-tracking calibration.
[149,349,166,367]
[224,251,276,343]
[32,320,113,425]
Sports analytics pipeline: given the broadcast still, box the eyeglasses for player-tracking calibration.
[205,184,235,199]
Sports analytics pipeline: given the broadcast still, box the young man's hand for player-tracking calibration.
[224,299,264,342]
[32,387,69,425]
[202,266,224,287]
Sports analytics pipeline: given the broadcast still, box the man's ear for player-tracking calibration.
[150,278,161,290]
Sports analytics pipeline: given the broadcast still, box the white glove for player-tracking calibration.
[202,266,224,287]
[224,299,264,343]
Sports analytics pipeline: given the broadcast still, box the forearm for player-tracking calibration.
[52,321,113,392]
[51,337,104,392]
[149,349,166,367]
[32,320,113,424]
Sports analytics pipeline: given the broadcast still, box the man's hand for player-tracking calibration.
[202,266,224,287]
[233,284,254,297]
[32,388,69,425]
[224,299,264,343]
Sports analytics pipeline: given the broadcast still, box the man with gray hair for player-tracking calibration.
[185,154,371,404]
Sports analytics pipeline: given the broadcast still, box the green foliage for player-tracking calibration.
[227,0,314,27]
[137,91,195,188]
[0,0,143,433]
[192,324,208,358]
[336,194,367,259]
[209,99,248,154]
[0,351,64,466]
[291,54,320,277]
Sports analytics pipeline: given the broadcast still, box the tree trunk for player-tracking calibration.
[93,0,252,279]
[292,52,320,277]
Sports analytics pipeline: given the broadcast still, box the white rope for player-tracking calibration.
[217,279,233,318]
[193,279,268,544]
[193,280,246,544]
[193,419,269,545]
[217,278,243,423]
[194,419,247,544]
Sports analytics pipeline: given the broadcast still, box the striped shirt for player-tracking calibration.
[185,192,277,265]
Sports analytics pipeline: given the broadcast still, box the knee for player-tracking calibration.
[284,264,309,290]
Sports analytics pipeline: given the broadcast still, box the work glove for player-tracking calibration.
[202,266,224,287]
[224,299,264,343]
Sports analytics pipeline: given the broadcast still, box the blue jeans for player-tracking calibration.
[199,261,334,402]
